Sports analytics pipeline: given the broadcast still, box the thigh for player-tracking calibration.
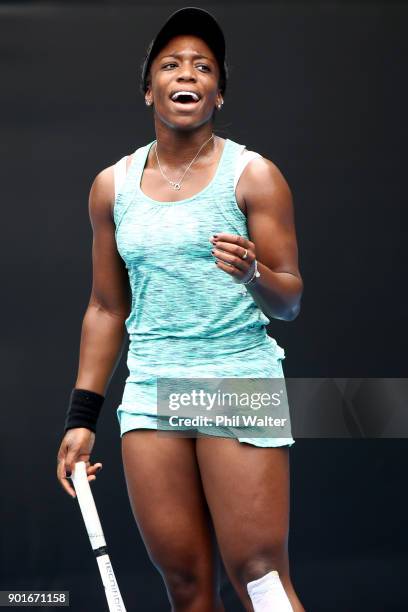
[195,437,290,571]
[121,430,220,587]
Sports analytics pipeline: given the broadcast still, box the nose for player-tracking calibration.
[177,61,197,82]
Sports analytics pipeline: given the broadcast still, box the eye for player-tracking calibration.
[162,62,211,72]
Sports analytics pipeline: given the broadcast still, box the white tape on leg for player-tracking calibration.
[247,570,293,611]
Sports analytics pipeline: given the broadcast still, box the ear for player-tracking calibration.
[145,80,153,106]
[144,70,152,96]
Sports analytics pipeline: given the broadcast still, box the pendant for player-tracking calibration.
[170,181,181,191]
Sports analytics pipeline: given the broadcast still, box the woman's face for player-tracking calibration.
[146,34,222,130]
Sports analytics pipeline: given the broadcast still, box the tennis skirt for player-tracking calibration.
[116,333,295,448]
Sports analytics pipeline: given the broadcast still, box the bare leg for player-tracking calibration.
[122,430,225,611]
[195,437,305,612]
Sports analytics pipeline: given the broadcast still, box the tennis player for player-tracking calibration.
[57,7,305,611]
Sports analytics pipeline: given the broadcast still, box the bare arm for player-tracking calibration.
[57,163,131,497]
[74,165,131,394]
[242,157,303,321]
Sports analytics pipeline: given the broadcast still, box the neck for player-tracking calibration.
[152,126,217,168]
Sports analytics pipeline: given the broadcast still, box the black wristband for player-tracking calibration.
[64,388,105,434]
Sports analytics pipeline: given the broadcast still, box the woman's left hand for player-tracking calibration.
[209,233,257,284]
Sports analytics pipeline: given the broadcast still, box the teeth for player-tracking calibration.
[171,91,199,101]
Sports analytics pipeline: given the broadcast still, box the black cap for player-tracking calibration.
[140,7,227,96]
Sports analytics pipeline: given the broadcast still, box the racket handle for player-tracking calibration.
[71,461,106,549]
[72,462,127,611]
[96,553,127,612]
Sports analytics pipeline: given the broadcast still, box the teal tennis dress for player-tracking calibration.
[113,137,295,448]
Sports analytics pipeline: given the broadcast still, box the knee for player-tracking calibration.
[234,543,289,586]
[162,567,203,608]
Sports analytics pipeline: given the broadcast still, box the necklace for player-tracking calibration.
[154,133,215,191]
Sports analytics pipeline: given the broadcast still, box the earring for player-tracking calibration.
[145,99,152,106]
[217,101,223,110]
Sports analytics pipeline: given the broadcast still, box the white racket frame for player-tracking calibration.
[71,461,127,612]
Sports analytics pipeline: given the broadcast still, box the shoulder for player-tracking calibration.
[88,164,116,224]
[88,150,131,216]
[239,153,293,213]
[88,146,140,222]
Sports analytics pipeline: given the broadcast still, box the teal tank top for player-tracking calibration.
[113,137,272,367]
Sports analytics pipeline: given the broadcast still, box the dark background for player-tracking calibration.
[1,1,407,610]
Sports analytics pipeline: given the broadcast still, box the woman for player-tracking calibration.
[57,7,305,611]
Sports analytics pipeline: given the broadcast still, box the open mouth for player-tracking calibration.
[170,92,201,108]
[175,94,198,102]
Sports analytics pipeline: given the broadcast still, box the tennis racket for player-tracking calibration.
[71,461,127,611]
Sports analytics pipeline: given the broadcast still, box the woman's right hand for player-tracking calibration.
[57,428,103,498]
